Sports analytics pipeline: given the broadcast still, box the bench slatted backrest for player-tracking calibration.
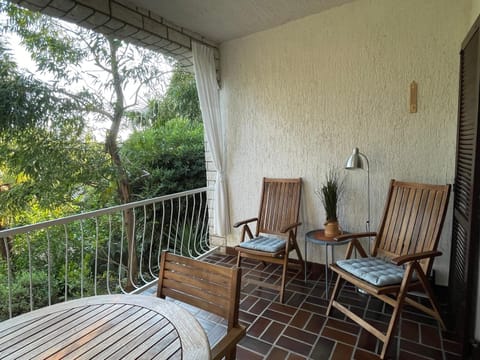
[157,251,241,330]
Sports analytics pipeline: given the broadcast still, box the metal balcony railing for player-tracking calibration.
[0,188,212,320]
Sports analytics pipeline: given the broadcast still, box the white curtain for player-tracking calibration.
[192,42,230,236]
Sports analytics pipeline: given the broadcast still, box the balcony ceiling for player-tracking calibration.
[131,0,356,43]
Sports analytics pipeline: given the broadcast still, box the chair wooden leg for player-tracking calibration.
[236,252,242,267]
[380,264,414,359]
[327,274,345,316]
[415,264,446,330]
[279,256,289,303]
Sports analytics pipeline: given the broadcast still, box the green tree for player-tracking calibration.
[122,71,207,262]
[121,118,207,262]
[123,66,206,198]
[127,69,201,127]
[0,42,108,315]
[122,118,206,200]
[0,40,112,218]
[1,1,172,289]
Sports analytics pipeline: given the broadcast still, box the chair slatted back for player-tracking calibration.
[256,178,302,236]
[157,252,241,330]
[374,180,451,274]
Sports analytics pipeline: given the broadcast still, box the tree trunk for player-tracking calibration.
[105,37,138,291]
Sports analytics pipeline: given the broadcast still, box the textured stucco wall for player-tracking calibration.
[219,0,471,285]
[472,0,480,24]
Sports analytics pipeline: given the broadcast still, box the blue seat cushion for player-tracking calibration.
[336,257,417,287]
[238,235,286,253]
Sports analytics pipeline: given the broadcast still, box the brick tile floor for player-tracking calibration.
[198,252,463,360]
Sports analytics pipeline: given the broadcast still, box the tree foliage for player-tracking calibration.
[127,69,201,127]
[0,39,81,133]
[0,39,113,218]
[1,0,172,203]
[155,70,201,124]
[123,67,206,199]
[0,1,173,289]
[0,1,207,303]
[122,118,206,200]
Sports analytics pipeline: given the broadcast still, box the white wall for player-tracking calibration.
[219,0,470,285]
[472,0,480,24]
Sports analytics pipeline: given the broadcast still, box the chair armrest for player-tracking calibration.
[333,232,377,242]
[234,218,257,243]
[281,222,302,233]
[391,250,442,266]
[233,217,258,228]
[211,325,246,360]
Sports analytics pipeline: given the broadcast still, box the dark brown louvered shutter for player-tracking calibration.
[448,18,480,356]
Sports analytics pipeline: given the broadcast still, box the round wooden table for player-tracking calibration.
[0,294,211,359]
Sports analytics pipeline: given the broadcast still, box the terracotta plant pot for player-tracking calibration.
[324,221,341,237]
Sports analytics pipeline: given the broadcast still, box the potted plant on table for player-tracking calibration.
[317,168,344,237]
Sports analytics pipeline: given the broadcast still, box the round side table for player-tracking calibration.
[304,229,352,298]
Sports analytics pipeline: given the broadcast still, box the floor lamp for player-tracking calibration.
[344,147,371,254]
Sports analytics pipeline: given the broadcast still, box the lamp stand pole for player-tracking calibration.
[365,156,371,254]
[344,147,371,255]
[344,147,372,296]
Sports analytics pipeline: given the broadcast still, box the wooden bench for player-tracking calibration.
[157,251,246,360]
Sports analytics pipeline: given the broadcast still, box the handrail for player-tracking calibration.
[0,187,208,238]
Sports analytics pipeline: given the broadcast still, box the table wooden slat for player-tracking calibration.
[48,306,152,359]
[109,319,179,359]
[90,316,172,359]
[10,304,128,359]
[0,305,94,349]
[146,332,181,359]
[1,305,110,359]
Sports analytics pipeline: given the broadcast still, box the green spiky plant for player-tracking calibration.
[320,169,344,223]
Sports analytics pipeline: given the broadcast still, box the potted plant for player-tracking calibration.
[317,168,343,237]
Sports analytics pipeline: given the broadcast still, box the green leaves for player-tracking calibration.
[0,48,73,132]
[0,271,51,320]
[0,132,113,215]
[0,1,171,215]
[1,2,86,80]
[121,118,206,199]
[320,168,344,222]
[127,69,201,128]
[0,1,204,226]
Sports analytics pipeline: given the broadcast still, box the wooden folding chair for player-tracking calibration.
[234,177,304,303]
[157,251,245,360]
[326,180,451,359]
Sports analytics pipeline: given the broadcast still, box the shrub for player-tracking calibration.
[0,270,52,320]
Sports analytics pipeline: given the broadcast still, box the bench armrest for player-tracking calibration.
[211,325,246,360]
